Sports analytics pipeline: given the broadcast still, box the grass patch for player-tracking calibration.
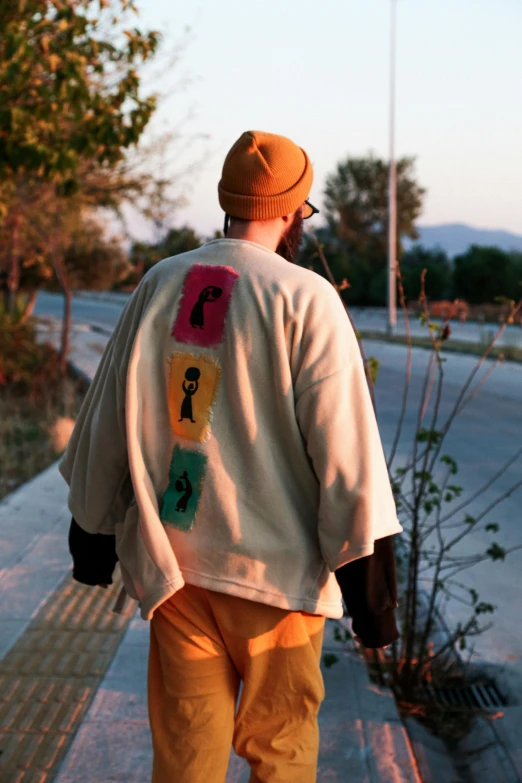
[0,375,87,503]
[359,330,522,364]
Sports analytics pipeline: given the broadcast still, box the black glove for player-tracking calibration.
[335,535,400,649]
[68,516,118,586]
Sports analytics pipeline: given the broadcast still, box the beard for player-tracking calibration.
[275,210,304,263]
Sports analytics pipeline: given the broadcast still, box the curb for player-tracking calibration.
[35,314,115,340]
[404,712,520,782]
[358,329,522,363]
[390,572,520,781]
[73,291,131,305]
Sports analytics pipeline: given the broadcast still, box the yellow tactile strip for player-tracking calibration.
[0,572,137,783]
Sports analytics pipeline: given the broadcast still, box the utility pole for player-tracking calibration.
[388,0,398,334]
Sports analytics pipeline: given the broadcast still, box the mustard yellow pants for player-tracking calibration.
[148,583,326,783]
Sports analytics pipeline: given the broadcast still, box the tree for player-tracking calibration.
[127,225,202,285]
[453,246,512,305]
[324,154,426,268]
[62,217,130,291]
[0,0,159,192]
[507,251,522,302]
[298,233,375,306]
[0,0,165,371]
[162,226,201,258]
[0,180,55,316]
[400,245,452,302]
[0,175,144,370]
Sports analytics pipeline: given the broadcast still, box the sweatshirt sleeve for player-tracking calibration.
[58,282,148,535]
[293,278,403,571]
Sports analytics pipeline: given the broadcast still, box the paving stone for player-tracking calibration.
[403,716,462,782]
[123,612,150,647]
[4,732,45,769]
[21,531,70,568]
[318,652,373,782]
[71,680,98,704]
[0,700,25,730]
[54,701,86,734]
[0,676,40,703]
[0,496,67,531]
[0,620,29,660]
[100,642,149,694]
[2,769,47,783]
[53,720,153,782]
[33,679,75,704]
[34,700,65,733]
[225,752,249,783]
[322,617,353,652]
[15,701,48,733]
[489,707,522,779]
[368,720,425,783]
[0,534,37,571]
[32,732,69,770]
[0,573,135,782]
[87,686,150,723]
[0,731,25,766]
[462,711,522,782]
[0,565,68,622]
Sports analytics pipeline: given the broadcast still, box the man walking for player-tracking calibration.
[62,130,403,782]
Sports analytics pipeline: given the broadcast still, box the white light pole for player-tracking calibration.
[388,0,398,334]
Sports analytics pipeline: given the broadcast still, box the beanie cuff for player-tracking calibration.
[218,149,313,221]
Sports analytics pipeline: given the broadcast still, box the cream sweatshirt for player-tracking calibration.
[59,238,403,620]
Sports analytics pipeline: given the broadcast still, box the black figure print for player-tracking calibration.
[178,367,201,423]
[174,471,193,512]
[189,286,223,329]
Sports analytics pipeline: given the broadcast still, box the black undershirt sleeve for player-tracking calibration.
[69,517,400,648]
[335,535,400,648]
[68,517,119,587]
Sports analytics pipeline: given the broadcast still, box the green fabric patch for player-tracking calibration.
[160,445,208,532]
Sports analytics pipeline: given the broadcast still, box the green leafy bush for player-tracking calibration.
[453,245,520,304]
[0,296,61,399]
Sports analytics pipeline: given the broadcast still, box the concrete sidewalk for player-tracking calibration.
[0,320,420,782]
[53,611,418,783]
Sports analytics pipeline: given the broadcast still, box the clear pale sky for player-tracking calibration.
[132,0,522,240]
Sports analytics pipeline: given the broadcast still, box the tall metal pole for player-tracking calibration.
[388,0,398,334]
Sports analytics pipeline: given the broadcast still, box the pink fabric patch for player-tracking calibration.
[172,264,240,347]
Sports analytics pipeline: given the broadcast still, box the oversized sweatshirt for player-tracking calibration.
[59,238,403,621]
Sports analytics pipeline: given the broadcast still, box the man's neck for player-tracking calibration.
[224,220,284,253]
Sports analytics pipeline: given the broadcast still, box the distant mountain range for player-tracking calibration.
[403,223,522,258]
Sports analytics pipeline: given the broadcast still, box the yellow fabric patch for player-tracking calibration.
[167,352,222,442]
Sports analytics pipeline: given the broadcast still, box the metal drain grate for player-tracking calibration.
[419,679,507,709]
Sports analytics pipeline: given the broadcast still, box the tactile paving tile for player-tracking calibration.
[0,572,136,782]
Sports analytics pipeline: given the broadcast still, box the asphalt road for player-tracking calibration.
[35,291,128,331]
[34,292,522,703]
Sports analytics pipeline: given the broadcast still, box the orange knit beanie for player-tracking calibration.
[218,130,313,221]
